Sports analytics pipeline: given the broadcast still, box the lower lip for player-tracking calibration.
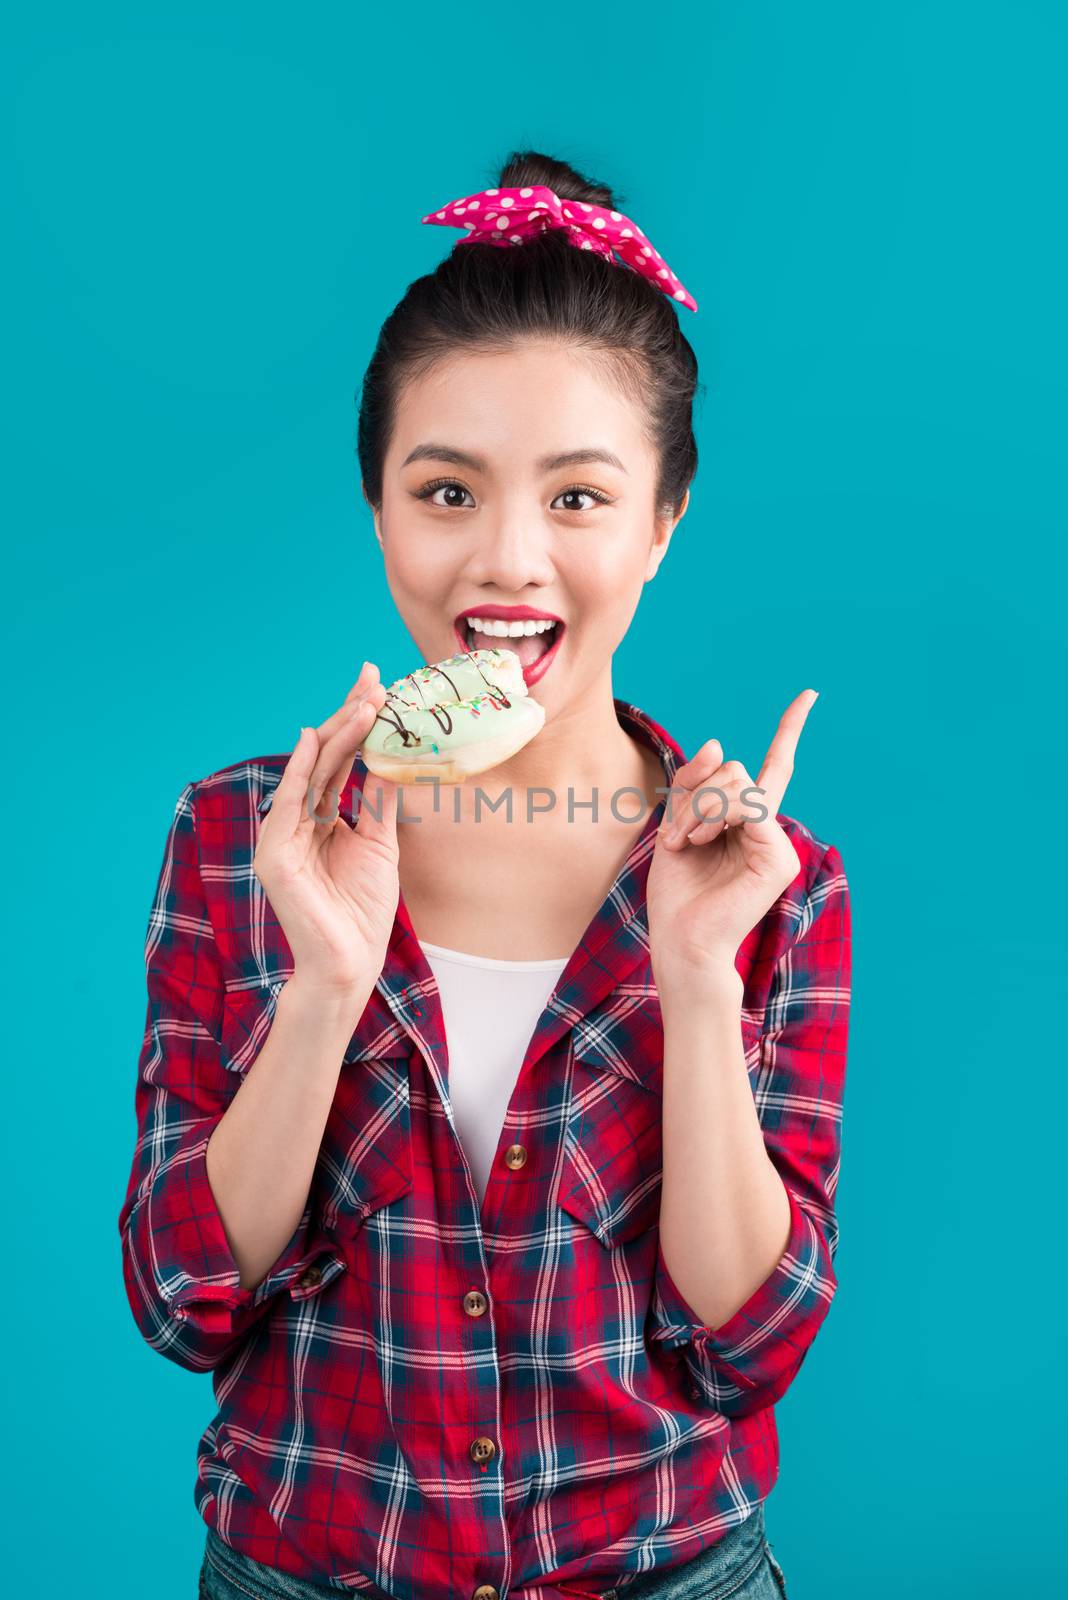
[453,623,565,687]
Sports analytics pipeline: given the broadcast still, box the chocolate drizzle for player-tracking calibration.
[368,649,516,750]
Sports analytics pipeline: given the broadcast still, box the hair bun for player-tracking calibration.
[494,148,619,212]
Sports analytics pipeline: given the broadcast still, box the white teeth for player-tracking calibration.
[464,616,557,637]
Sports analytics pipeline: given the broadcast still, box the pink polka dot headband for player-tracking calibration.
[420,183,697,313]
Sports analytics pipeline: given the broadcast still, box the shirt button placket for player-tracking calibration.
[466,1146,517,1588]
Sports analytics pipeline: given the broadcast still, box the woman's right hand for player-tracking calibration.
[252,661,402,997]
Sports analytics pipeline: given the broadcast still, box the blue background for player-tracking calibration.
[5,3,1065,1595]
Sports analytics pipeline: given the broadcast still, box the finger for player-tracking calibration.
[261,672,387,842]
[660,762,765,850]
[338,659,381,712]
[320,693,388,821]
[305,670,387,821]
[660,756,745,848]
[658,739,723,832]
[318,661,382,741]
[669,738,724,793]
[320,679,388,807]
[306,700,382,824]
[661,782,728,848]
[265,723,324,841]
[683,777,773,846]
[756,689,818,816]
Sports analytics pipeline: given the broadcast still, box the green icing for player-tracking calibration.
[362,648,537,758]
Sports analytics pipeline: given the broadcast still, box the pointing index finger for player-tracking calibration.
[755,689,819,818]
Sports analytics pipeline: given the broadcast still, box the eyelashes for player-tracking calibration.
[412,477,614,512]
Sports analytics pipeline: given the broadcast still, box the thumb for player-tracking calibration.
[352,771,400,852]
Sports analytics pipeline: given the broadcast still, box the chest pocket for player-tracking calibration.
[220,981,415,1246]
[557,989,765,1250]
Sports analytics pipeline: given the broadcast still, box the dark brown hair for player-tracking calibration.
[356,149,701,521]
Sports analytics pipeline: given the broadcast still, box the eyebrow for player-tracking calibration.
[400,443,628,475]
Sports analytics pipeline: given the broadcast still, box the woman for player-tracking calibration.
[119,150,850,1600]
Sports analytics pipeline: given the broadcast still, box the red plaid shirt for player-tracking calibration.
[118,697,851,1600]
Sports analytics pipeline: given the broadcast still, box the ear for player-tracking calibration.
[361,481,384,551]
[646,489,689,581]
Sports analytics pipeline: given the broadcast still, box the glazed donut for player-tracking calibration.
[359,648,545,784]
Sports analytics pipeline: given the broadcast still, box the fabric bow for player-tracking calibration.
[421,184,697,313]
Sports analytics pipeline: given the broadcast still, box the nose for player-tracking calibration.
[462,503,556,593]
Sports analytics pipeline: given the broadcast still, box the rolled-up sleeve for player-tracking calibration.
[647,841,851,1417]
[117,781,335,1372]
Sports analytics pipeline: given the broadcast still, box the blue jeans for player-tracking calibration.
[198,1500,789,1600]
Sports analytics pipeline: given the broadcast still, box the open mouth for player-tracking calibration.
[453,615,565,686]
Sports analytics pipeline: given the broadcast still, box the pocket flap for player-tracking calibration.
[557,1065,663,1249]
[570,987,665,1091]
[560,1012,766,1250]
[315,1052,414,1236]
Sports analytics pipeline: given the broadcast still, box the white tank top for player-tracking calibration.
[419,940,571,1208]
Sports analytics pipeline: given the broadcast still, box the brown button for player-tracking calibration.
[463,1289,488,1317]
[299,1264,322,1289]
[469,1436,497,1465]
[472,1587,500,1600]
[504,1144,527,1169]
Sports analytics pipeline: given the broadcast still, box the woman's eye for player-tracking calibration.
[415,479,475,509]
[551,485,612,512]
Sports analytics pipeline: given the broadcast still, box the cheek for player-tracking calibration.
[569,541,648,633]
[384,529,455,605]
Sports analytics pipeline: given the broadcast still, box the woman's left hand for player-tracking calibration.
[647,689,819,986]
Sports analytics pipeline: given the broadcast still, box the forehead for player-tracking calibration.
[390,342,650,468]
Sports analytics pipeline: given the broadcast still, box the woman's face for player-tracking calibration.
[368,341,687,724]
